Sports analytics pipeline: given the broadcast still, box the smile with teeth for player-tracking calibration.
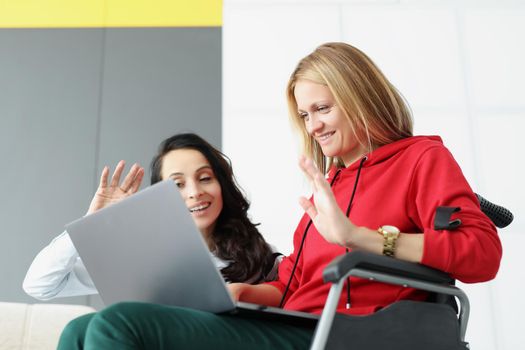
[189,203,211,213]
[317,131,335,141]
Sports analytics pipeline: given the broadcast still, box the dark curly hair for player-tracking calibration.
[150,133,276,283]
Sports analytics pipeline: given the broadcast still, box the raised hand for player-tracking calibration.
[298,156,357,247]
[86,160,145,215]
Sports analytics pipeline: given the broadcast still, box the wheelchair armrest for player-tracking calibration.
[322,250,453,285]
[313,252,469,350]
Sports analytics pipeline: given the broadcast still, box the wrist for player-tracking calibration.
[343,226,383,255]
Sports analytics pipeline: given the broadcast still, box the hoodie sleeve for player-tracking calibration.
[407,145,502,283]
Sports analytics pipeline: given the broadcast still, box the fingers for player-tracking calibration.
[110,160,126,188]
[299,155,322,180]
[101,161,144,192]
[299,155,317,190]
[299,156,329,192]
[299,196,318,220]
[129,167,145,193]
[99,166,109,189]
[226,283,245,302]
[119,163,142,192]
[298,155,311,177]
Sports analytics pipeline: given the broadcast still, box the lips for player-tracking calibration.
[189,202,211,213]
[316,131,335,143]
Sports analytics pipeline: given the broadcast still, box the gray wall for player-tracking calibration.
[0,27,221,307]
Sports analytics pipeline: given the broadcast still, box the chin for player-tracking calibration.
[197,216,219,235]
[196,221,212,232]
[320,149,339,158]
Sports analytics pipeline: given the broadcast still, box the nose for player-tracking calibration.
[185,180,203,200]
[305,114,324,135]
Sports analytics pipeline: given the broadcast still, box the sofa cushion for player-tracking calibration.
[0,302,96,350]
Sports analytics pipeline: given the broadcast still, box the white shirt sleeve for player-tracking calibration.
[23,231,98,300]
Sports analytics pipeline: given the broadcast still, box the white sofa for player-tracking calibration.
[0,302,96,350]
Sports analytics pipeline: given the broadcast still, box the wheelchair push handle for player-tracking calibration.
[476,193,513,228]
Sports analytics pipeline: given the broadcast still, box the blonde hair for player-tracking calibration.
[286,42,413,173]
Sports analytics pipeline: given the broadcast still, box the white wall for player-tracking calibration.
[223,0,524,349]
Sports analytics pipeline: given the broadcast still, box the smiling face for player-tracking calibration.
[294,80,367,166]
[160,149,223,239]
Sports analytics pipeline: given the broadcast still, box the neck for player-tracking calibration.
[341,145,368,167]
[200,224,216,250]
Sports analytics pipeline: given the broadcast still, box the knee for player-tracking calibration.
[57,312,96,350]
[99,301,137,315]
[84,302,159,347]
[88,302,190,336]
[88,301,158,332]
[91,301,138,325]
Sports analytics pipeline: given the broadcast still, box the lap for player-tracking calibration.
[85,302,313,350]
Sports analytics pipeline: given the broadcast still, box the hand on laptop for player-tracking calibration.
[227,283,282,307]
[86,160,145,215]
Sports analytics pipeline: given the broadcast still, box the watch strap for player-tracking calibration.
[378,225,400,257]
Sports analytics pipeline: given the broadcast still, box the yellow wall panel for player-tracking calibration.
[0,0,221,28]
[0,0,105,28]
[106,0,222,27]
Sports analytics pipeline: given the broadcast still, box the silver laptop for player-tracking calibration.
[66,180,318,327]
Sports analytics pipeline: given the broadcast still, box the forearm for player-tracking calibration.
[23,231,96,299]
[235,284,283,307]
[350,226,424,263]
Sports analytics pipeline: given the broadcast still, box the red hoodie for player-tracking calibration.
[267,136,502,315]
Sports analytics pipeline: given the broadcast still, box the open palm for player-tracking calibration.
[86,160,145,215]
[298,156,356,246]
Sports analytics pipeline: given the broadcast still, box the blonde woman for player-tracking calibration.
[63,43,501,350]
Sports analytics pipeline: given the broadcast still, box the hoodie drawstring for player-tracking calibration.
[278,156,367,310]
[278,168,342,308]
[343,156,367,308]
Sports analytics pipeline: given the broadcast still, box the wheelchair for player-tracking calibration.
[310,194,513,350]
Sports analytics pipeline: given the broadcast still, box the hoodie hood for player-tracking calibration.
[327,135,443,181]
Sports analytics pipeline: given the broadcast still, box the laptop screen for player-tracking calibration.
[66,180,235,313]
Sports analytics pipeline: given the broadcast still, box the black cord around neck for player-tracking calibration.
[278,156,368,310]
[343,156,367,308]
[278,169,342,308]
[279,156,368,309]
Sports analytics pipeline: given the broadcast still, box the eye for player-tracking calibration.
[317,105,331,114]
[199,176,212,183]
[298,111,309,120]
[170,177,184,188]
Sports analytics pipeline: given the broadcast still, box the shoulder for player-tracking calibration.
[397,136,456,168]
[209,252,231,270]
[403,135,447,155]
[262,253,283,282]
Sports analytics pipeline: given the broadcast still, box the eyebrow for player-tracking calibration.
[297,102,330,113]
[168,165,213,178]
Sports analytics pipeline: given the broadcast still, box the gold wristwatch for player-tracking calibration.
[378,225,400,257]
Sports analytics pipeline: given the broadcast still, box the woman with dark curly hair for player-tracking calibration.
[149,133,278,284]
[23,133,280,349]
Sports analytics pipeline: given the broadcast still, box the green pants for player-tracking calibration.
[58,302,314,350]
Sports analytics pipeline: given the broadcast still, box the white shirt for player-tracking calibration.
[22,231,253,301]
[23,231,97,300]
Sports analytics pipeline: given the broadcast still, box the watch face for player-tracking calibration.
[379,225,400,257]
[382,225,400,234]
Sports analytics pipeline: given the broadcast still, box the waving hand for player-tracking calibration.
[86,160,145,215]
[298,156,357,247]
